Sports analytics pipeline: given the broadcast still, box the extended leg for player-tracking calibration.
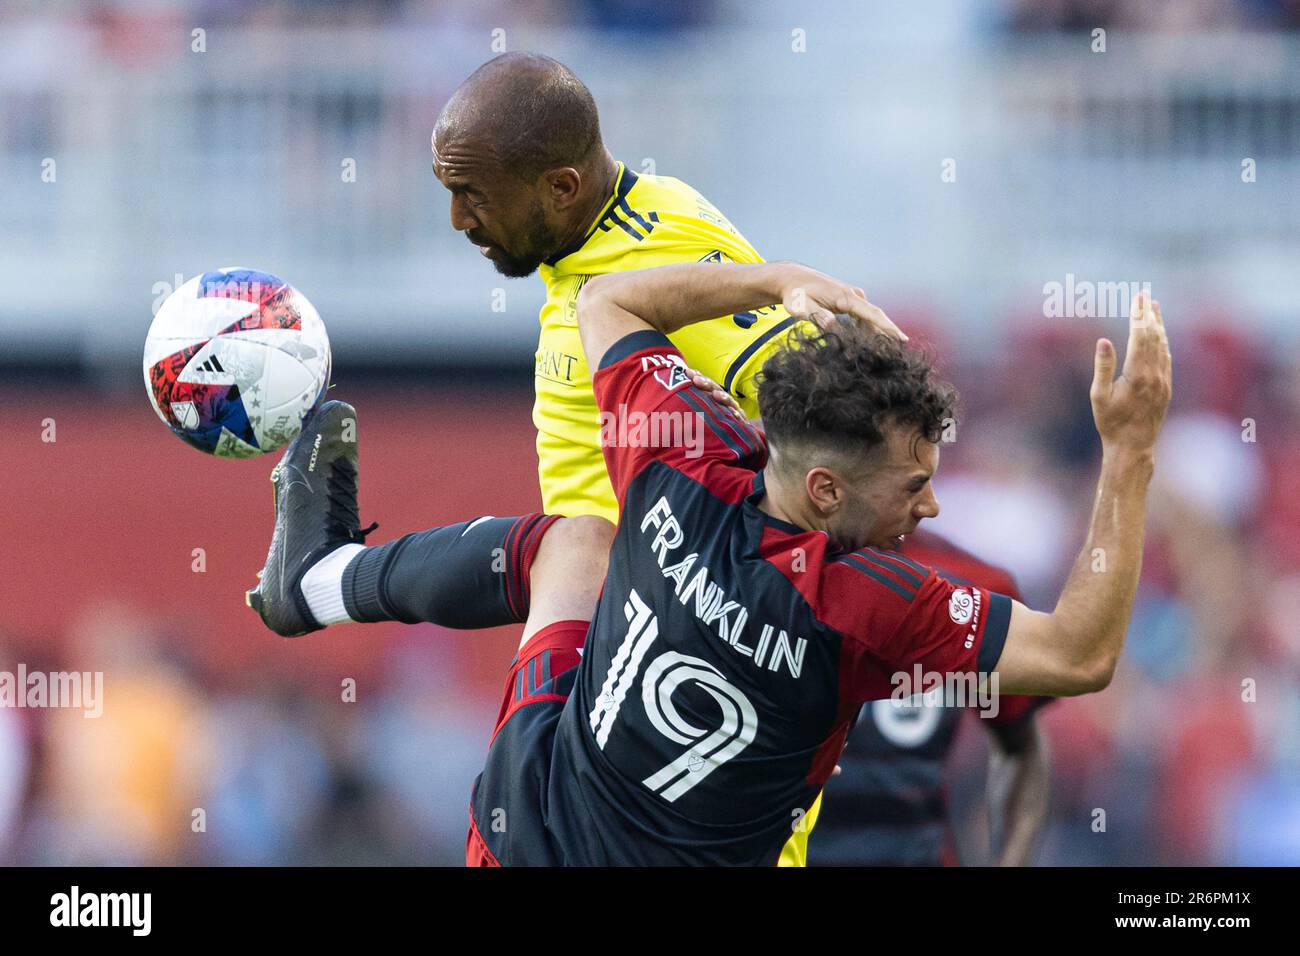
[248,400,613,637]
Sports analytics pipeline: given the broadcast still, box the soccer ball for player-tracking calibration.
[143,268,331,458]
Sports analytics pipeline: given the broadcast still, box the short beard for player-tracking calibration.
[490,199,558,278]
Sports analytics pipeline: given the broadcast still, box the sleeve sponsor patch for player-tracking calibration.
[948,588,974,625]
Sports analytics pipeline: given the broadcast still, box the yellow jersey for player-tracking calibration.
[535,162,796,523]
[532,162,819,865]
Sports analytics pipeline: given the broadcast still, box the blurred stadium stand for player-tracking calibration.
[1,0,1298,865]
[2,1,1299,373]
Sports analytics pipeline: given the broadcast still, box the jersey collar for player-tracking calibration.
[746,470,808,537]
[747,471,842,555]
[542,161,638,268]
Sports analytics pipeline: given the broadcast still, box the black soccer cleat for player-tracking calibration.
[246,400,377,637]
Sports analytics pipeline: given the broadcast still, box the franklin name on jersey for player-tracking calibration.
[500,332,1014,866]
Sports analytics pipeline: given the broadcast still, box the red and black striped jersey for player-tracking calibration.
[545,330,1013,865]
[813,529,1051,866]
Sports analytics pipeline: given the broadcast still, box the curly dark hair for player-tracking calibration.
[756,322,958,468]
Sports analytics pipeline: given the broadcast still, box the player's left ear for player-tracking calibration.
[805,467,844,515]
[544,167,583,210]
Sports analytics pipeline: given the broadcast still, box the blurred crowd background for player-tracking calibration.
[2,0,1298,866]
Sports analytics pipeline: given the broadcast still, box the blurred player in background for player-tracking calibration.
[248,52,1040,864]
[812,529,1051,866]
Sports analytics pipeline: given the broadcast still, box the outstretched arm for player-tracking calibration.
[996,293,1172,695]
[575,261,901,370]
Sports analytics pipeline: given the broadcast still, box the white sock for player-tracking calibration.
[300,543,366,626]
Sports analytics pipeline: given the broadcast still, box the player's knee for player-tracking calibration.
[553,515,615,575]
[520,516,615,636]
[561,515,616,555]
[532,515,614,593]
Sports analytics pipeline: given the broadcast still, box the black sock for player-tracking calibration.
[341,514,558,628]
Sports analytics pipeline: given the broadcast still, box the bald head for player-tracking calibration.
[436,53,603,182]
[431,54,616,278]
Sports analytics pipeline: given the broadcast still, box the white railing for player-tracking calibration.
[1,25,1297,367]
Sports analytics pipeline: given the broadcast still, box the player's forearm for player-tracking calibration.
[582,262,790,334]
[987,729,1050,866]
[1049,445,1155,688]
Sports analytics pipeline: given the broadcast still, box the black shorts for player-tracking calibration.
[466,619,588,866]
